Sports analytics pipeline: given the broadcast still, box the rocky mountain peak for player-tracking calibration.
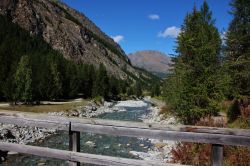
[128,50,172,78]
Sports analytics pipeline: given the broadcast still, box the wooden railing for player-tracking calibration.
[0,110,250,166]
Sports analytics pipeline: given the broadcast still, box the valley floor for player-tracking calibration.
[0,98,88,113]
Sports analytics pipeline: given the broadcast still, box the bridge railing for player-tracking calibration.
[0,110,250,166]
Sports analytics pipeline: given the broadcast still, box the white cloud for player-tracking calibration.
[158,26,181,38]
[112,35,124,43]
[149,14,160,20]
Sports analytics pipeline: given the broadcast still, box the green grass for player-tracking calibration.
[228,118,250,129]
[0,100,88,113]
[152,96,165,101]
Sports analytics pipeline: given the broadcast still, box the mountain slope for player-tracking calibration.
[0,0,136,79]
[128,51,172,77]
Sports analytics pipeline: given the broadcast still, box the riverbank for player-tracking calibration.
[0,98,178,164]
[0,99,147,145]
[0,123,56,163]
[0,99,99,162]
[130,97,179,163]
[0,100,101,145]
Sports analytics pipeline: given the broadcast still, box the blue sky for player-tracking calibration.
[62,0,232,56]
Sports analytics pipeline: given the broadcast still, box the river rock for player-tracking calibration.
[0,129,15,139]
[85,141,96,147]
[0,123,56,145]
[129,151,163,161]
[68,109,79,117]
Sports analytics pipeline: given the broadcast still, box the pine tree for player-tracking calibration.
[163,2,225,124]
[135,82,143,97]
[14,55,33,104]
[225,0,250,96]
[86,65,96,97]
[48,63,62,100]
[109,76,120,97]
[127,86,134,96]
[151,84,160,97]
[93,64,109,99]
[120,80,127,94]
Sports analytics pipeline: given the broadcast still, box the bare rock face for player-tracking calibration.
[128,50,172,78]
[0,0,137,79]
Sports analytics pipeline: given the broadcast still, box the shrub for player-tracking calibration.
[92,96,103,105]
[227,100,241,122]
[171,143,211,166]
[170,116,250,166]
[224,146,250,166]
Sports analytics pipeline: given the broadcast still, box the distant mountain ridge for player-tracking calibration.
[128,51,172,77]
[0,0,138,79]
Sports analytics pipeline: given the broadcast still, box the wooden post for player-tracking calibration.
[211,144,223,166]
[69,122,80,166]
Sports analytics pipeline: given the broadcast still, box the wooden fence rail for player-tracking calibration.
[0,110,250,166]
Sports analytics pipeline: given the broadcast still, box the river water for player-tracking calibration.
[3,100,153,166]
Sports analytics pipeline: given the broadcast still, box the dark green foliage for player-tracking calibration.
[79,64,96,98]
[47,63,63,100]
[119,80,128,94]
[127,87,134,96]
[151,84,161,97]
[0,15,129,102]
[92,64,109,99]
[163,2,226,124]
[0,15,68,101]
[227,100,241,122]
[135,82,143,97]
[14,55,33,103]
[124,66,162,94]
[109,76,120,97]
[225,0,250,97]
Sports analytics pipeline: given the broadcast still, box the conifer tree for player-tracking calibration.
[127,86,134,96]
[151,84,160,97]
[225,0,250,96]
[48,63,62,100]
[135,82,143,97]
[14,55,33,104]
[86,65,96,97]
[109,76,120,97]
[93,64,109,99]
[163,2,225,124]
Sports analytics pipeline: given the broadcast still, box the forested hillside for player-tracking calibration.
[0,15,142,102]
[0,0,137,78]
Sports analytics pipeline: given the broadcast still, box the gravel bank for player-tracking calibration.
[0,98,178,164]
[129,97,180,163]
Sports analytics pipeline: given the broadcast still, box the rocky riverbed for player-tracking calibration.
[0,100,113,146]
[48,100,127,118]
[0,124,56,163]
[128,99,179,163]
[0,99,133,162]
[0,98,179,164]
